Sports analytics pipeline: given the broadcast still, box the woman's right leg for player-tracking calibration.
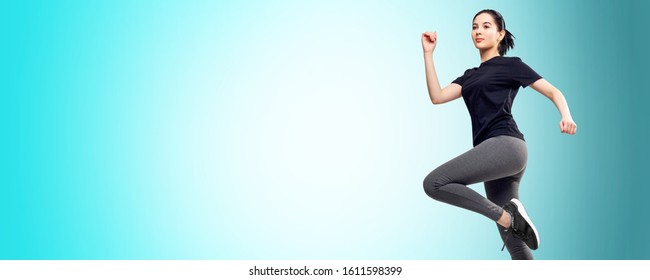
[484,169,533,260]
[422,136,528,222]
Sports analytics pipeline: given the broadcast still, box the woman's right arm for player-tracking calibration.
[422,32,462,105]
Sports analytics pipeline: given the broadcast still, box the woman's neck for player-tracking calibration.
[480,48,500,63]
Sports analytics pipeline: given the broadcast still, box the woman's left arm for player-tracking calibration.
[529,79,577,135]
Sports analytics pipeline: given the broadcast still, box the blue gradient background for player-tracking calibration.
[1,0,648,259]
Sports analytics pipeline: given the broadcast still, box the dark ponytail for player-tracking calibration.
[473,9,515,55]
[500,27,515,56]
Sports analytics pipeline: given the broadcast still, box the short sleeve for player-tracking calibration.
[452,70,467,86]
[511,57,542,88]
[452,74,464,86]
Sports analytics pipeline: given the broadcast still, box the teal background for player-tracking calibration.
[1,0,648,259]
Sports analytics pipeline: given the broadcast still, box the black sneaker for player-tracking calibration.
[502,198,540,250]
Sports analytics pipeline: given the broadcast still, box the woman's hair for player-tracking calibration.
[473,9,515,55]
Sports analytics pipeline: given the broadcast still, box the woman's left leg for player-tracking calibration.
[423,136,528,222]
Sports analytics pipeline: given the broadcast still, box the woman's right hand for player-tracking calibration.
[422,31,437,54]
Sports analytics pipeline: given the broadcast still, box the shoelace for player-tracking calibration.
[501,230,510,251]
[501,227,529,251]
[501,211,527,251]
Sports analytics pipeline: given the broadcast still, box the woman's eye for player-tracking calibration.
[472,26,477,30]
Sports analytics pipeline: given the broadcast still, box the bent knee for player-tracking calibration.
[423,174,445,198]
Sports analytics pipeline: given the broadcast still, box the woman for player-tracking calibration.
[421,9,577,260]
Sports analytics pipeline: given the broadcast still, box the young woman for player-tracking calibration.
[421,9,577,260]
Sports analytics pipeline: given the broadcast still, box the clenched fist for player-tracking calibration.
[422,31,437,54]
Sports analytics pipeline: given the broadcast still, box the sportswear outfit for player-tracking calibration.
[423,56,542,260]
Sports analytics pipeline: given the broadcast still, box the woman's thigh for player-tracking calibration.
[426,136,527,187]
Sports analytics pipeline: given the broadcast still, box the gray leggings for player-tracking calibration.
[423,135,532,260]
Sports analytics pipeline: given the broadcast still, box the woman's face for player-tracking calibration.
[472,13,504,52]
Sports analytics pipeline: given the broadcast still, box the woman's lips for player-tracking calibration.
[475,38,484,43]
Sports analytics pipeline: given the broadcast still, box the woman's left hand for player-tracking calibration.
[560,118,577,135]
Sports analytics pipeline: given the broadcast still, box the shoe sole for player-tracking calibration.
[511,198,540,249]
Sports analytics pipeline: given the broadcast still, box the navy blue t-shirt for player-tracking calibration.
[452,56,542,147]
